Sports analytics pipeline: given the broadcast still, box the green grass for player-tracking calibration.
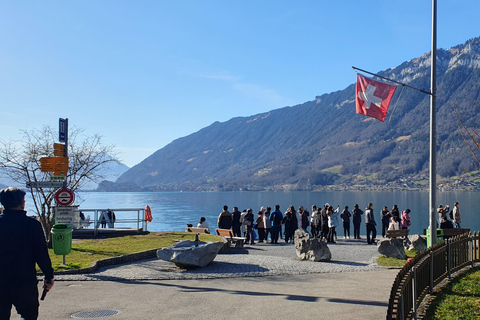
[43,232,220,271]
[376,249,418,267]
[426,267,480,320]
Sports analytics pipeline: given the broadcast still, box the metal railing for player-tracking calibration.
[78,208,148,236]
[386,232,479,319]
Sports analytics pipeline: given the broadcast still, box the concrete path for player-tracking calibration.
[12,239,400,320]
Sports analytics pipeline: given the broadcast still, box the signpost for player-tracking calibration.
[59,118,67,143]
[55,188,75,206]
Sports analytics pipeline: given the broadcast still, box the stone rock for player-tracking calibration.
[377,238,406,259]
[407,234,427,252]
[294,229,331,261]
[157,240,224,268]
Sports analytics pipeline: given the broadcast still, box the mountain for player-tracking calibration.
[103,37,480,192]
[81,161,130,191]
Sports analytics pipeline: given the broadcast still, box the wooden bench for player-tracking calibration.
[215,228,245,248]
[443,228,470,239]
[185,227,210,234]
[386,229,410,240]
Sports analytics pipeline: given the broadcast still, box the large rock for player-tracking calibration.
[157,240,224,268]
[294,229,331,261]
[378,238,406,259]
[407,234,427,252]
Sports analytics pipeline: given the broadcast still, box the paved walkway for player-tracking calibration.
[13,239,400,320]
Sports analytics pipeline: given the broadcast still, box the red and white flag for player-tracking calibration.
[355,74,397,122]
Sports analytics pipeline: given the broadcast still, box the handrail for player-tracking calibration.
[78,208,148,236]
[386,231,478,320]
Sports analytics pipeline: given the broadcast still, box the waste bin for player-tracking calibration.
[51,223,73,255]
[426,228,444,247]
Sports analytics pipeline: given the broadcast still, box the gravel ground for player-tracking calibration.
[54,238,383,281]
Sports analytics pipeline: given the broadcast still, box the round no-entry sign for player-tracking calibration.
[55,189,75,206]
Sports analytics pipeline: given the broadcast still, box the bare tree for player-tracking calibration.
[0,126,119,240]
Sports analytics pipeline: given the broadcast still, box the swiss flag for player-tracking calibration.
[355,74,397,122]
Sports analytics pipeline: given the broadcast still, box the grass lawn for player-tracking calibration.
[376,249,418,267]
[425,267,480,320]
[43,232,220,271]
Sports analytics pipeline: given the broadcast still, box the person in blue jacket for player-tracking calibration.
[269,205,283,244]
[0,187,54,320]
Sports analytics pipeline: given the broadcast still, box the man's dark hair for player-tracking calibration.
[0,187,26,209]
[275,204,280,210]
[223,205,228,211]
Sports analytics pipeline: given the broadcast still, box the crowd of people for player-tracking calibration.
[206,202,462,245]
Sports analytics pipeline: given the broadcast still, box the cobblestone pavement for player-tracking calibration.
[55,238,383,281]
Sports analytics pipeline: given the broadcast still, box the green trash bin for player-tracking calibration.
[51,223,73,255]
[426,228,444,247]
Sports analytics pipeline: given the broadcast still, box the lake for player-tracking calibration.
[26,191,480,236]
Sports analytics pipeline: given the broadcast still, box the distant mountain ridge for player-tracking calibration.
[101,37,480,192]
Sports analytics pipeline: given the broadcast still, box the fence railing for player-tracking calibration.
[79,208,148,236]
[386,232,479,320]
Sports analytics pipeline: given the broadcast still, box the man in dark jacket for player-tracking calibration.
[0,187,54,320]
[269,205,283,244]
[320,204,329,241]
[231,206,242,237]
[217,205,233,229]
[352,204,363,239]
[365,203,377,244]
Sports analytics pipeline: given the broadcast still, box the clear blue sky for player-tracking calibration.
[1,1,480,167]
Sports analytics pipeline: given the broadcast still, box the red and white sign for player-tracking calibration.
[55,188,75,206]
[355,74,397,122]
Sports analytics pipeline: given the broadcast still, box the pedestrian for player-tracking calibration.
[243,208,254,245]
[320,203,329,241]
[437,205,449,224]
[400,209,411,230]
[310,205,317,237]
[452,202,461,228]
[0,187,54,319]
[340,205,351,239]
[380,206,391,237]
[352,204,364,239]
[327,205,338,243]
[390,205,400,220]
[256,208,266,243]
[299,206,310,232]
[231,206,242,237]
[264,207,272,242]
[240,209,248,237]
[283,205,298,243]
[106,209,116,228]
[269,205,283,244]
[217,205,233,230]
[365,203,377,244]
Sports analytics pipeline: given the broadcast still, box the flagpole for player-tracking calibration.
[429,0,437,246]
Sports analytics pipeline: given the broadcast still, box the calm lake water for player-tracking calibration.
[27,191,480,236]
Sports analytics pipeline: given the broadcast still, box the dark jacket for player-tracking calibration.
[231,210,242,227]
[352,208,364,224]
[0,210,54,287]
[381,209,391,225]
[217,211,233,229]
[340,209,351,223]
[365,208,376,226]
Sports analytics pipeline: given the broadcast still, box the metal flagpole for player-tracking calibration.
[429,0,437,246]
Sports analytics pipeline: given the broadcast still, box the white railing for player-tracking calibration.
[79,208,147,236]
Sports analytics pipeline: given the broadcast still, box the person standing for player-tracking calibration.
[310,205,317,237]
[217,205,233,230]
[390,205,400,221]
[365,203,377,244]
[400,209,411,230]
[283,205,298,243]
[352,204,364,239]
[380,206,391,237]
[231,206,242,237]
[269,205,283,244]
[243,209,254,245]
[340,206,351,239]
[264,207,272,243]
[299,206,310,232]
[256,208,266,243]
[327,206,338,243]
[0,187,54,320]
[320,204,329,241]
[452,202,461,228]
[437,205,449,225]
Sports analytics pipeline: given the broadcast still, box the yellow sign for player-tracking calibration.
[53,143,65,156]
[40,157,69,173]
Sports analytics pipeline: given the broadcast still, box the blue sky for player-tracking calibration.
[1,1,480,167]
